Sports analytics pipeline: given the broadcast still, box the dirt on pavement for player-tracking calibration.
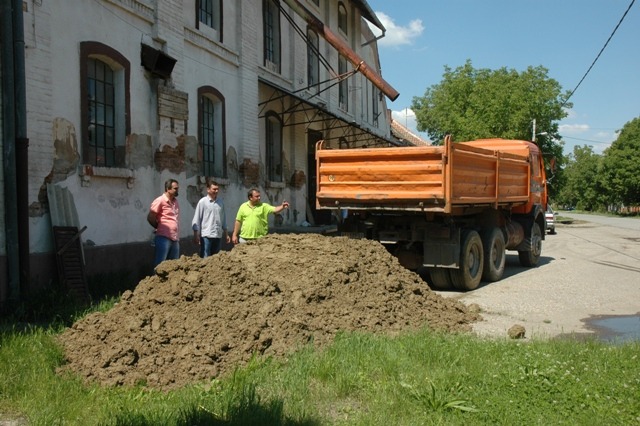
[58,234,480,391]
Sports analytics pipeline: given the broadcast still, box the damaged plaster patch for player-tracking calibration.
[154,137,185,174]
[30,118,80,217]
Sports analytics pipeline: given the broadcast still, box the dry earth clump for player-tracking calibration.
[58,234,480,390]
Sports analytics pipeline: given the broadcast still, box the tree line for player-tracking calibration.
[556,117,640,213]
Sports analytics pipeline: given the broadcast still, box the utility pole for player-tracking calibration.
[532,119,536,142]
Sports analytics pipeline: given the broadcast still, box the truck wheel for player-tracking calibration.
[518,222,542,267]
[427,267,453,290]
[450,230,484,291]
[482,228,506,282]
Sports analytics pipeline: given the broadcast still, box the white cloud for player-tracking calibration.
[370,12,424,47]
[559,123,590,134]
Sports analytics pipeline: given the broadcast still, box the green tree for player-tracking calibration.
[601,117,640,208]
[411,60,570,171]
[557,145,605,211]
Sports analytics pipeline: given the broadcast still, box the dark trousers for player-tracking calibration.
[200,237,222,258]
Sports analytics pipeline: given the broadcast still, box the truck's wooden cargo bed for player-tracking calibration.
[316,138,532,213]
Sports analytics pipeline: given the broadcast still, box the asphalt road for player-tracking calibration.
[437,213,640,340]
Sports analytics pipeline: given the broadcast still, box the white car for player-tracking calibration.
[545,206,557,234]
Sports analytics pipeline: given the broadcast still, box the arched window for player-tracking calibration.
[265,111,283,182]
[338,2,347,35]
[80,42,130,168]
[307,28,320,91]
[198,86,227,178]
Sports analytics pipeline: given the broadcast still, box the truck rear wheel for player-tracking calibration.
[482,228,506,282]
[450,230,484,291]
[518,222,542,267]
[427,267,453,290]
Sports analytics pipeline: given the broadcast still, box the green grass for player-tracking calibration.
[1,312,639,425]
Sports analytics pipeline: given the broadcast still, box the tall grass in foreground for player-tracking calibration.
[1,322,639,425]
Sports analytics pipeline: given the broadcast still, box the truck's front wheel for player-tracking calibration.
[450,230,484,291]
[518,222,542,267]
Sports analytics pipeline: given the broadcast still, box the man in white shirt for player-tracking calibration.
[192,180,230,257]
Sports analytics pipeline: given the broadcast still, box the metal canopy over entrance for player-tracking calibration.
[258,78,399,148]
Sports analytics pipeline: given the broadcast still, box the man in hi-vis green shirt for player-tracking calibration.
[231,188,289,244]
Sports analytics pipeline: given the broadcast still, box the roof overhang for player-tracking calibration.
[352,0,386,33]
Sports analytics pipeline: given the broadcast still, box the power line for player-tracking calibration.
[560,135,612,145]
[562,0,636,107]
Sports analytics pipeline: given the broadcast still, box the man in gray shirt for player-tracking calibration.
[192,180,230,257]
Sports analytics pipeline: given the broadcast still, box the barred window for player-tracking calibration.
[266,112,283,182]
[81,42,130,168]
[199,87,227,178]
[263,0,281,72]
[197,0,222,41]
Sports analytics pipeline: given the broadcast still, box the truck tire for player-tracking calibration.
[518,222,542,267]
[450,230,484,291]
[427,267,453,290]
[482,228,506,282]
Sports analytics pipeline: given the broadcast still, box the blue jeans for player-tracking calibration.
[154,235,180,267]
[200,237,222,258]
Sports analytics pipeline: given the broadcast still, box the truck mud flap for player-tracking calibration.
[423,226,460,268]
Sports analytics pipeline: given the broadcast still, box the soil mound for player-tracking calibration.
[58,234,479,390]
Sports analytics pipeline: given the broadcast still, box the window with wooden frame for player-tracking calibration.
[198,86,227,178]
[263,0,281,73]
[80,42,130,168]
[265,111,283,183]
[196,0,222,42]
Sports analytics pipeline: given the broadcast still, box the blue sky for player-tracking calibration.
[366,0,639,155]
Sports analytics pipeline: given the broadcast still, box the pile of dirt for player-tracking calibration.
[58,234,480,390]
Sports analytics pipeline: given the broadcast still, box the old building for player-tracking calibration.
[0,0,399,307]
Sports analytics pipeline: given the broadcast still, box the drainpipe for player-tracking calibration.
[13,0,30,295]
[2,0,20,303]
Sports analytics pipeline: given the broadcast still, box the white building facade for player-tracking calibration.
[0,0,398,305]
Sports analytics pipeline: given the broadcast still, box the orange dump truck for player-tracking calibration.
[315,136,549,291]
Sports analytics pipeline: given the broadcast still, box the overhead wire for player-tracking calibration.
[562,0,636,107]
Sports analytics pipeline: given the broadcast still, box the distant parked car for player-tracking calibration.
[545,206,557,234]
